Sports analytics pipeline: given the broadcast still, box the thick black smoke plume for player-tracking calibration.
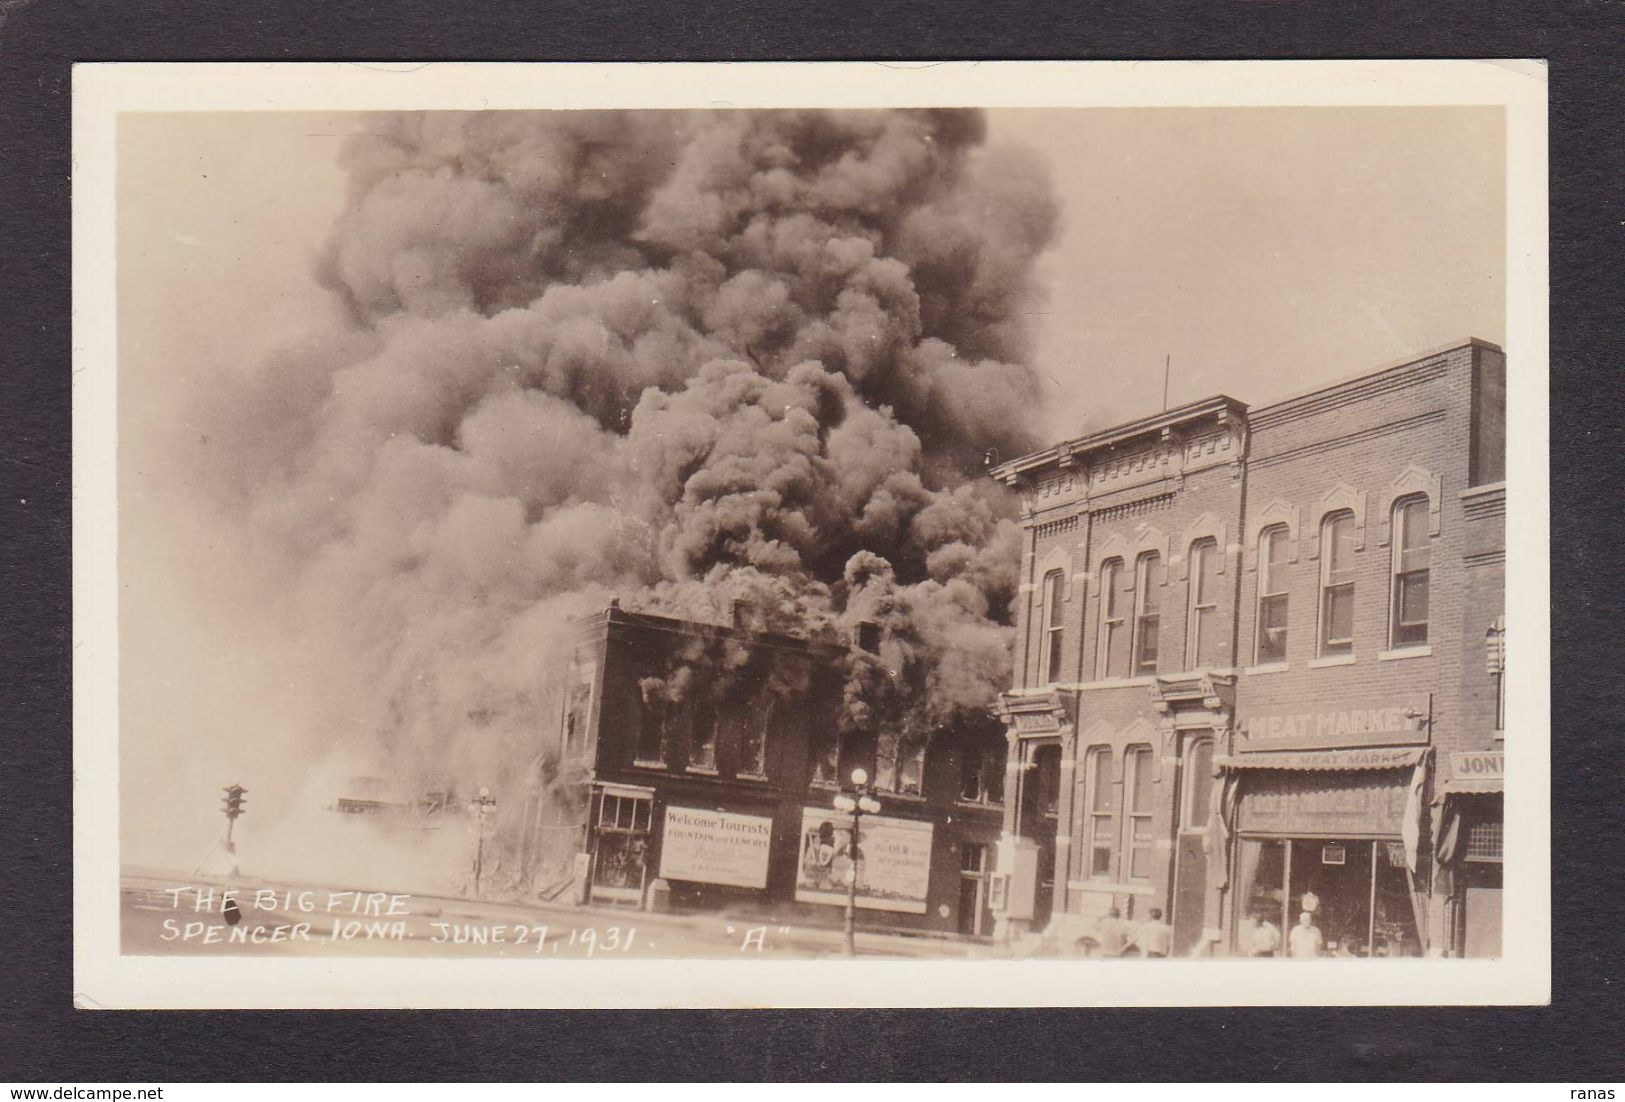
[204,108,1059,879]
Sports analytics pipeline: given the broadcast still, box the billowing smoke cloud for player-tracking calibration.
[203,108,1059,887]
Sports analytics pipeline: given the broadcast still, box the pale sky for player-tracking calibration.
[120,106,1504,446]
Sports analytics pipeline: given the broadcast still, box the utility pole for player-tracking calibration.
[471,787,497,896]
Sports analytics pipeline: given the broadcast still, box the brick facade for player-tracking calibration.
[527,603,1008,937]
[991,339,1506,957]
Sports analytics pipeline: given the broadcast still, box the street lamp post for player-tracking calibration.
[471,787,497,896]
[833,766,882,957]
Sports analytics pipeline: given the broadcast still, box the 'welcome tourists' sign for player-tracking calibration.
[658,806,774,889]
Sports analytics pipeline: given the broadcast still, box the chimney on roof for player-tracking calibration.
[855,620,882,655]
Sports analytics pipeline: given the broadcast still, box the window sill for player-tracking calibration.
[1308,654,1357,669]
[684,765,720,777]
[632,760,668,770]
[879,791,927,804]
[737,772,770,783]
[1378,645,1432,661]
[1244,662,1291,676]
[956,800,1005,812]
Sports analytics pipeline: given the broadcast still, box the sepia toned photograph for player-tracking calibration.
[73,61,1549,1007]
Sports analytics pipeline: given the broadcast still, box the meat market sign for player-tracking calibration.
[1237,694,1430,752]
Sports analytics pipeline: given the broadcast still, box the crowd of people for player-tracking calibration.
[1054,904,1410,959]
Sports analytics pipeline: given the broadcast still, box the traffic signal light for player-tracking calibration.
[222,784,248,820]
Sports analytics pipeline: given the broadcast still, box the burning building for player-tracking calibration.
[199,109,1061,900]
[522,599,1009,936]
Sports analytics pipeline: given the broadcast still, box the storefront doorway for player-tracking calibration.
[957,841,992,937]
[1018,743,1062,929]
[589,786,653,905]
[1234,837,1421,957]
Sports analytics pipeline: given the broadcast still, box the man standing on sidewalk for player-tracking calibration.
[1134,908,1173,958]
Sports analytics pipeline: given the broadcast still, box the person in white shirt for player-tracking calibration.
[1134,908,1174,958]
[1244,911,1282,957]
[1288,910,1324,959]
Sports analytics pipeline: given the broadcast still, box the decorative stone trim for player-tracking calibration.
[1246,499,1302,571]
[1306,482,1368,558]
[1175,511,1229,580]
[1379,464,1444,546]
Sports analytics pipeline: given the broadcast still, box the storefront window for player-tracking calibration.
[1086,747,1115,878]
[1234,837,1422,957]
[1126,745,1156,879]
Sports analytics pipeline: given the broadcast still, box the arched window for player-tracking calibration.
[1085,747,1115,878]
[1124,745,1156,880]
[1041,569,1066,684]
[1255,525,1291,664]
[1097,559,1126,679]
[1132,552,1163,676]
[1318,511,1357,657]
[1187,538,1221,669]
[1390,496,1431,648]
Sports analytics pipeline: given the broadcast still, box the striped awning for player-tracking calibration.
[1216,746,1427,772]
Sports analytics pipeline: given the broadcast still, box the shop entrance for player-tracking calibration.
[1018,742,1062,929]
[589,788,653,905]
[1234,837,1421,957]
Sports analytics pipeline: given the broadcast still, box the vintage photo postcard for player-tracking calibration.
[72,60,1549,1008]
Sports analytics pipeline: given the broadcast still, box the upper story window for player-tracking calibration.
[635,693,668,766]
[1097,558,1127,679]
[878,730,927,796]
[1125,745,1156,880]
[1183,737,1215,831]
[688,700,719,772]
[959,735,1007,805]
[811,726,840,786]
[739,699,770,778]
[1131,552,1163,676]
[1041,569,1066,685]
[1390,495,1431,648]
[1318,511,1357,657]
[1256,525,1291,665]
[1085,747,1115,879]
[1187,538,1222,669]
[561,651,595,756]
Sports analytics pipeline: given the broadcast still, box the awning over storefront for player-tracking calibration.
[1215,746,1427,772]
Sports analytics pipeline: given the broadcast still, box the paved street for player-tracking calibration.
[120,870,986,960]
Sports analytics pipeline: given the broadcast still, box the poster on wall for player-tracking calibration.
[658,806,773,889]
[795,808,933,913]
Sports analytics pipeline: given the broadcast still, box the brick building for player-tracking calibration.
[524,602,1010,937]
[988,339,1506,957]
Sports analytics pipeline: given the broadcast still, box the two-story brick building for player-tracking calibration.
[522,601,1010,938]
[989,339,1507,957]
